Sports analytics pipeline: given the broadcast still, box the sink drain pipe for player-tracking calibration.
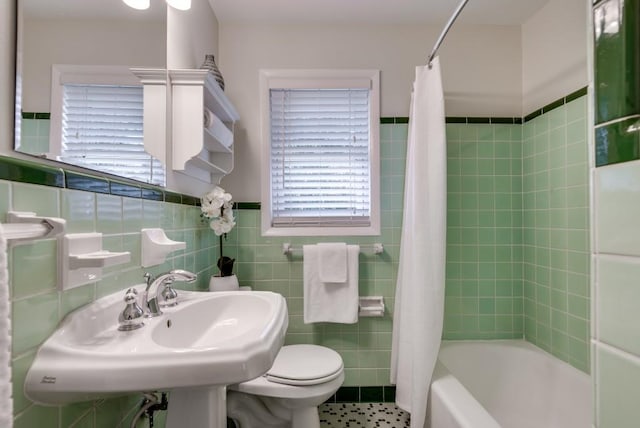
[130,392,167,428]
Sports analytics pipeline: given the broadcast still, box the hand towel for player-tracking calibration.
[303,244,359,324]
[317,242,347,283]
[0,224,13,428]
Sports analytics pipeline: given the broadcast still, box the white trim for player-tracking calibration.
[259,69,380,237]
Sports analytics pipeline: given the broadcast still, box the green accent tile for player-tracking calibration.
[595,117,640,166]
[594,0,640,124]
[380,117,395,124]
[524,109,543,123]
[467,117,491,124]
[542,98,565,114]
[66,171,110,194]
[235,202,261,210]
[446,117,467,124]
[395,117,409,124]
[109,181,141,198]
[0,156,64,187]
[141,187,163,201]
[164,191,182,204]
[565,86,588,103]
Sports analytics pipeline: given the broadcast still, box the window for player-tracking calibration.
[260,69,380,236]
[50,65,165,186]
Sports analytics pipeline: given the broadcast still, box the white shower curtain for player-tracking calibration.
[390,57,446,428]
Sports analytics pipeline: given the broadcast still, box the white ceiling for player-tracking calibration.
[207,0,553,25]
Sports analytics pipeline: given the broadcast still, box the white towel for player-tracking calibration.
[0,224,12,428]
[317,242,347,283]
[303,244,359,324]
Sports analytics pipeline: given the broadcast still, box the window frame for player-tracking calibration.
[49,64,165,186]
[259,69,380,237]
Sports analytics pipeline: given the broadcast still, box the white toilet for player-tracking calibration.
[226,344,345,428]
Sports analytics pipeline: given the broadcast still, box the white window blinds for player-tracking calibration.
[60,84,165,186]
[270,88,371,226]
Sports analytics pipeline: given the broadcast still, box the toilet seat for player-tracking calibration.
[264,344,344,386]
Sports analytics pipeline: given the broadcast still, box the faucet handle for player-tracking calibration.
[161,283,179,308]
[118,288,145,331]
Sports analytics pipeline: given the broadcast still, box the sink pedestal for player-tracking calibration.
[166,386,227,428]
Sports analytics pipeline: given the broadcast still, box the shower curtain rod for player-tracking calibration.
[427,0,470,68]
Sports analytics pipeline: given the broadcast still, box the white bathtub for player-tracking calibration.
[428,340,591,428]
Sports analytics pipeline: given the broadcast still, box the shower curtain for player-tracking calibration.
[390,57,446,428]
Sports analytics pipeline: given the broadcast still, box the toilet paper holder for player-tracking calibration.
[359,296,385,317]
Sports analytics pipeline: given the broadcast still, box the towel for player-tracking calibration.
[317,242,347,283]
[0,224,12,428]
[303,244,359,324]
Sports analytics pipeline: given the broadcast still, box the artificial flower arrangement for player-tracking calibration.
[201,186,236,277]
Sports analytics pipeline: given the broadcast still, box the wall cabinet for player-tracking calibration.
[170,69,240,184]
[134,68,240,186]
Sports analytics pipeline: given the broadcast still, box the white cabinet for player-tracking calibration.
[130,68,168,168]
[169,69,240,184]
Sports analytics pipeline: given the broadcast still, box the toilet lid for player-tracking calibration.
[265,345,344,386]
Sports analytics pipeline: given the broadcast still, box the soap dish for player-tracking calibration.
[141,228,187,267]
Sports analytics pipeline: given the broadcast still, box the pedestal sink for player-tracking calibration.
[25,286,289,427]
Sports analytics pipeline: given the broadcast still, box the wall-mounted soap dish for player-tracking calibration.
[60,233,131,290]
[141,228,186,267]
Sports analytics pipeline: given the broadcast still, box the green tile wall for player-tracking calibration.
[224,123,407,387]
[443,123,524,339]
[6,95,591,426]
[7,181,217,428]
[522,96,591,372]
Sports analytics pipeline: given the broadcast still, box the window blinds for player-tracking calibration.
[60,84,165,186]
[270,88,371,226]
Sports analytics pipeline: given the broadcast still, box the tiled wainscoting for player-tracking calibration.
[5,88,590,427]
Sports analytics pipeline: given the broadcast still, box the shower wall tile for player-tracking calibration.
[522,95,590,372]
[6,178,218,428]
[443,123,524,340]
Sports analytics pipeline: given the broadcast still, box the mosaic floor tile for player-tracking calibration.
[319,403,411,427]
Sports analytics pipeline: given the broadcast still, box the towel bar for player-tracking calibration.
[282,242,383,255]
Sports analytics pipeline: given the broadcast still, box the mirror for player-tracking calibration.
[14,0,167,186]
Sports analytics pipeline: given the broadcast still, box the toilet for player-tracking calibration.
[226,344,344,428]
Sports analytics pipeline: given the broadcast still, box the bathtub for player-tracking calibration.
[428,340,591,428]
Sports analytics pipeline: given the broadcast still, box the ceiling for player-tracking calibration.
[207,0,553,25]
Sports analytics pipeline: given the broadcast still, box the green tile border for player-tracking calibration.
[234,202,261,210]
[21,112,51,120]
[66,171,110,194]
[383,116,523,124]
[0,156,64,188]
[524,86,588,123]
[0,155,198,206]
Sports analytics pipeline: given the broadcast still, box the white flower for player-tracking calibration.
[201,186,236,236]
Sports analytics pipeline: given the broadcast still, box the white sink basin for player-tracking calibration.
[25,287,288,405]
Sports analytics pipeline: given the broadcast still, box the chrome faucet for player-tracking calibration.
[142,269,197,317]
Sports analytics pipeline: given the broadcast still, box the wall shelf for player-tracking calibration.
[169,69,240,184]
